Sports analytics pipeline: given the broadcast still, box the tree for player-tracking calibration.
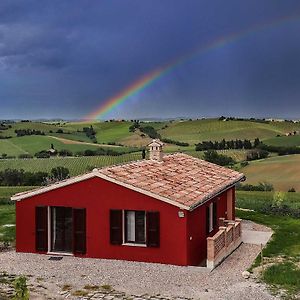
[203,150,235,166]
[51,167,70,181]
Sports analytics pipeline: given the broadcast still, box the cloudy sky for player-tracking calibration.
[1,0,300,120]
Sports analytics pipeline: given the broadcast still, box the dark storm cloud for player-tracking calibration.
[1,0,300,119]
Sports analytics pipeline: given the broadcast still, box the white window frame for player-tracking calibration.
[122,210,147,247]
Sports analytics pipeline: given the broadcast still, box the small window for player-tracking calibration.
[125,210,146,244]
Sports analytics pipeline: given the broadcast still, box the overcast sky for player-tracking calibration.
[1,1,300,120]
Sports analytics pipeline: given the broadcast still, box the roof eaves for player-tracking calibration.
[11,172,98,201]
[188,174,246,211]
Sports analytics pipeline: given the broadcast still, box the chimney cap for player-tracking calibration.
[148,139,164,147]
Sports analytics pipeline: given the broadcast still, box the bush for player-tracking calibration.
[236,182,274,191]
[240,161,249,167]
[14,276,29,300]
[51,167,70,181]
[288,187,296,192]
[246,149,269,161]
[203,150,235,166]
[18,154,33,159]
[58,149,73,157]
[35,151,50,158]
[161,138,189,147]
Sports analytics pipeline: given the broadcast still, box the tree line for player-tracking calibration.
[15,129,45,137]
[195,138,261,151]
[0,167,70,186]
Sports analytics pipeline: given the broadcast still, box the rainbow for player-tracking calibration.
[84,13,300,121]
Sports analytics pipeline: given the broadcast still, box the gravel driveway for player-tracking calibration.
[0,221,278,300]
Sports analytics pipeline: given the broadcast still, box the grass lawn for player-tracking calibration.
[241,154,300,191]
[237,209,300,296]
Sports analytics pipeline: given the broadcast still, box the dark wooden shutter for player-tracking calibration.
[73,208,86,254]
[135,211,146,244]
[146,211,160,247]
[36,206,48,252]
[206,206,210,235]
[213,202,217,229]
[110,210,122,245]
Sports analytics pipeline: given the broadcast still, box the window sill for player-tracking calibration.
[47,251,74,256]
[122,243,147,247]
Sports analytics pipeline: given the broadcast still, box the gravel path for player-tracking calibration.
[0,242,278,300]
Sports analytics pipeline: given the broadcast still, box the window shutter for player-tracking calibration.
[110,210,123,245]
[206,206,210,235]
[146,211,160,247]
[213,202,218,229]
[73,208,86,254]
[36,206,48,252]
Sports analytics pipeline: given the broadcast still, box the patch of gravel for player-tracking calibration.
[242,220,273,232]
[0,243,278,300]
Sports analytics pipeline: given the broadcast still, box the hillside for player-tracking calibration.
[1,119,300,156]
[241,154,300,191]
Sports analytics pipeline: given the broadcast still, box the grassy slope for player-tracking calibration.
[237,209,300,295]
[159,119,300,144]
[0,186,36,200]
[0,136,132,156]
[264,135,300,147]
[241,155,300,191]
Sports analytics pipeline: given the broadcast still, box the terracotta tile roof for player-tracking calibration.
[11,153,245,210]
[98,153,245,208]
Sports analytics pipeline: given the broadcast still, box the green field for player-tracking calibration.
[237,210,300,296]
[236,191,300,210]
[0,153,143,176]
[159,119,300,145]
[0,186,36,200]
[0,135,135,157]
[2,119,300,157]
[241,154,300,191]
[264,135,300,147]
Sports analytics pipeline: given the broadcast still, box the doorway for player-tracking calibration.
[51,207,73,253]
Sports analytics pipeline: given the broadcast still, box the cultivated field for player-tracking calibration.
[241,154,300,191]
[0,153,143,176]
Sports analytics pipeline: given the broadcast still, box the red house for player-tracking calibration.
[12,140,245,267]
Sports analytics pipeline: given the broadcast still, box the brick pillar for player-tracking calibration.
[226,189,234,221]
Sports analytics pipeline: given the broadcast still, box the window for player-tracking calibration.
[109,210,160,247]
[206,202,217,234]
[125,210,146,244]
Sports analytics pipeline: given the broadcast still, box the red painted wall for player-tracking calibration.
[15,177,235,266]
[186,188,233,266]
[16,177,188,265]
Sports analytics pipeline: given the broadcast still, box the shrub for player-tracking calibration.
[18,154,33,159]
[13,276,29,300]
[203,150,235,166]
[51,167,70,181]
[35,151,50,158]
[58,149,73,157]
[236,182,274,191]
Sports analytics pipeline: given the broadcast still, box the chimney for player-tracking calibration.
[148,139,164,162]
